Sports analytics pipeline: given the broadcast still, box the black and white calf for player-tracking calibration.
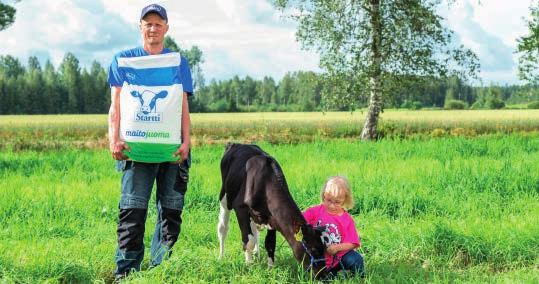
[217,143,326,275]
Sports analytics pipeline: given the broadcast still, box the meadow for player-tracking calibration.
[0,111,538,283]
[3,110,539,150]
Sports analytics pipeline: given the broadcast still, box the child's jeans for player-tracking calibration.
[327,250,365,278]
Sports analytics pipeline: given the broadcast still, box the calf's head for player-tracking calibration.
[298,224,327,277]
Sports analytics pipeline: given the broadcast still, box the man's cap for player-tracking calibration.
[140,4,168,22]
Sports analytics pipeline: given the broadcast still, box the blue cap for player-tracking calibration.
[140,4,168,22]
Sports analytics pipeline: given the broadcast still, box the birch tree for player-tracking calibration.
[274,0,479,140]
[517,2,539,84]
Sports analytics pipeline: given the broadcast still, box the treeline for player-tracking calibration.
[193,74,539,112]
[0,54,109,114]
[392,76,539,110]
[192,72,323,112]
[2,53,539,115]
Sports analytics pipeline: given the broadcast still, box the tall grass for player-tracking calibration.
[3,110,539,150]
[1,135,538,282]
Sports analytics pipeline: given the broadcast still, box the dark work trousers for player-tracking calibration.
[114,157,189,277]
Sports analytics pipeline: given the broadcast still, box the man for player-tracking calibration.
[107,4,193,280]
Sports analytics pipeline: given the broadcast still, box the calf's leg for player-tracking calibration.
[217,194,230,259]
[249,220,260,258]
[265,229,276,267]
[235,206,256,264]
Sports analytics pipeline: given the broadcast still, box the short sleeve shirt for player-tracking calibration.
[108,46,194,96]
[303,204,360,268]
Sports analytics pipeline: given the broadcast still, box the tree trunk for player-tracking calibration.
[361,0,382,140]
[361,77,382,140]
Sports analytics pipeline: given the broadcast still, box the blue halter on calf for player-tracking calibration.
[301,240,327,271]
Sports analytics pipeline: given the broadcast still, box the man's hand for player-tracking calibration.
[110,140,131,160]
[172,142,190,163]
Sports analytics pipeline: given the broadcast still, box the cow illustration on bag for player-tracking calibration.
[130,90,168,122]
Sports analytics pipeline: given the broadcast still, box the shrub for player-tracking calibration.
[286,104,303,112]
[430,128,446,138]
[486,97,505,109]
[411,101,423,110]
[266,103,279,112]
[450,127,477,137]
[400,100,423,110]
[445,99,467,110]
[527,101,539,109]
[470,101,483,109]
[400,101,413,109]
[208,99,228,112]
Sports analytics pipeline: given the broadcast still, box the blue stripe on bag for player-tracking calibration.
[120,66,181,86]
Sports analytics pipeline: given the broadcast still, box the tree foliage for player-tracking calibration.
[0,1,16,31]
[59,53,81,113]
[273,0,479,139]
[517,2,539,84]
[0,53,533,115]
[0,54,109,114]
[0,55,24,77]
[164,36,205,90]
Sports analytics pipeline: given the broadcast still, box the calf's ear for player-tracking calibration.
[302,224,320,236]
[224,142,233,152]
[314,226,325,234]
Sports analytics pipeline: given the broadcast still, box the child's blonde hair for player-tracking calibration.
[320,176,354,210]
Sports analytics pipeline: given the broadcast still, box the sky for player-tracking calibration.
[0,0,535,85]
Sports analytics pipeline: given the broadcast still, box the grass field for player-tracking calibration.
[2,110,539,151]
[1,114,538,283]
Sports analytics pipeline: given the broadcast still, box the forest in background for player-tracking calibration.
[1,53,539,115]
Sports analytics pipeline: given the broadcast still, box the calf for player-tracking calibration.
[217,143,327,276]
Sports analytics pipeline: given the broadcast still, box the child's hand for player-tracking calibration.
[326,244,340,256]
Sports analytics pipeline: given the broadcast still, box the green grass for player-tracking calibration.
[1,135,538,283]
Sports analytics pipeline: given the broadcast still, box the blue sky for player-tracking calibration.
[0,0,534,85]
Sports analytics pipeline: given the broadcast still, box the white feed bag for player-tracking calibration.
[118,53,183,162]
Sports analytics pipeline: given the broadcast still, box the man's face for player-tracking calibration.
[140,13,168,46]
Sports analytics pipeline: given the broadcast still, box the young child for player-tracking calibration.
[303,176,364,277]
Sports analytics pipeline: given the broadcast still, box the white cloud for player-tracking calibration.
[468,0,532,47]
[0,0,536,84]
[446,2,513,71]
[444,0,534,84]
[0,0,138,68]
[95,0,319,80]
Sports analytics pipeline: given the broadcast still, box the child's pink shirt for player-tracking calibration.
[303,204,360,268]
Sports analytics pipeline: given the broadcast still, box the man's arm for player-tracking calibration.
[108,86,130,160]
[174,92,191,161]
